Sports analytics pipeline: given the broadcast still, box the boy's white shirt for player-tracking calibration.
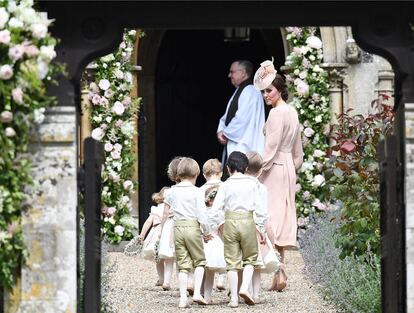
[164,181,210,234]
[209,172,267,235]
[247,175,268,234]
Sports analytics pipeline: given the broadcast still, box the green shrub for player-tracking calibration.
[300,212,381,313]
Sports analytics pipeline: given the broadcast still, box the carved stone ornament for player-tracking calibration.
[320,63,348,89]
[344,38,362,64]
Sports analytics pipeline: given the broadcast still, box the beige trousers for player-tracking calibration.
[174,219,206,272]
[223,211,258,271]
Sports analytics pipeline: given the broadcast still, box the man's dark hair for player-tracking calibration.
[226,151,249,174]
[236,60,253,78]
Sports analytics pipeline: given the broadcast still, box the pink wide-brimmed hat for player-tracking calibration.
[253,58,277,90]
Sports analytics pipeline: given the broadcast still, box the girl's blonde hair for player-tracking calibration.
[246,151,263,176]
[202,158,222,178]
[151,186,170,204]
[177,157,200,180]
[167,156,183,183]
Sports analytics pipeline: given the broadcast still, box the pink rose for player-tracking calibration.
[110,173,120,182]
[104,142,113,152]
[112,101,125,115]
[0,65,13,80]
[115,120,123,127]
[99,96,109,107]
[113,143,122,151]
[123,180,133,191]
[12,87,23,104]
[303,191,311,200]
[1,111,13,123]
[104,89,114,98]
[8,45,24,61]
[100,123,108,130]
[297,217,306,227]
[91,94,101,105]
[24,44,39,57]
[295,79,309,96]
[111,150,121,159]
[0,29,11,44]
[107,207,116,216]
[122,96,131,107]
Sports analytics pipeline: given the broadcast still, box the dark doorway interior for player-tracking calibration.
[154,29,284,189]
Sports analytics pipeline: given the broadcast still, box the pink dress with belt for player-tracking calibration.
[259,103,303,248]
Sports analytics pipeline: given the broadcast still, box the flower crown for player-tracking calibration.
[253,57,277,91]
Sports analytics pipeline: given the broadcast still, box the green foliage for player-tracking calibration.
[324,96,394,258]
[301,212,381,313]
[0,0,64,289]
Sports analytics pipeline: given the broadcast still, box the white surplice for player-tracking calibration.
[217,84,265,158]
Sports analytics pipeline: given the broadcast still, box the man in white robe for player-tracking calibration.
[217,60,265,164]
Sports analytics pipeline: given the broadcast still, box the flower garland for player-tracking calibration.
[284,27,331,225]
[0,0,62,289]
[87,29,140,244]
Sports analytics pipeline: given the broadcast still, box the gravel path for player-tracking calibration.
[106,249,339,312]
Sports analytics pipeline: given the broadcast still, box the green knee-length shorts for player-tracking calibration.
[223,211,258,271]
[174,219,206,273]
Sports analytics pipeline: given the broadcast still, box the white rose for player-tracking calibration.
[112,101,125,116]
[8,17,23,28]
[98,79,110,91]
[114,69,124,79]
[7,1,17,13]
[0,8,10,29]
[19,7,37,24]
[121,122,134,138]
[299,71,307,79]
[108,217,116,225]
[0,29,11,44]
[5,127,16,137]
[293,69,300,76]
[314,115,322,123]
[40,45,56,60]
[124,72,133,83]
[309,55,316,61]
[0,65,13,80]
[300,46,310,55]
[91,127,105,141]
[33,108,46,124]
[306,36,323,50]
[114,225,125,236]
[31,23,48,39]
[107,207,116,216]
[128,29,136,36]
[313,64,322,72]
[312,174,325,187]
[303,127,315,138]
[105,116,112,123]
[37,60,49,80]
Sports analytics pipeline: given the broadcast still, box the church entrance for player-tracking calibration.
[138,28,285,215]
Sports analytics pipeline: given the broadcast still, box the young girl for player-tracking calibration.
[137,187,170,286]
[245,151,280,303]
[157,157,183,290]
[162,157,211,308]
[202,186,226,304]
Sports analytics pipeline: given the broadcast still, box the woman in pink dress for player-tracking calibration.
[253,60,304,291]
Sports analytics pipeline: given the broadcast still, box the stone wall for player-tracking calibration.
[5,107,78,313]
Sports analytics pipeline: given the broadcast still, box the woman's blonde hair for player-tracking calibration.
[151,186,170,204]
[202,158,222,177]
[177,157,200,180]
[246,151,263,176]
[167,156,183,182]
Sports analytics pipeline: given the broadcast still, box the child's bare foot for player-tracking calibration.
[162,283,171,291]
[155,280,163,287]
[178,299,190,308]
[228,300,238,308]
